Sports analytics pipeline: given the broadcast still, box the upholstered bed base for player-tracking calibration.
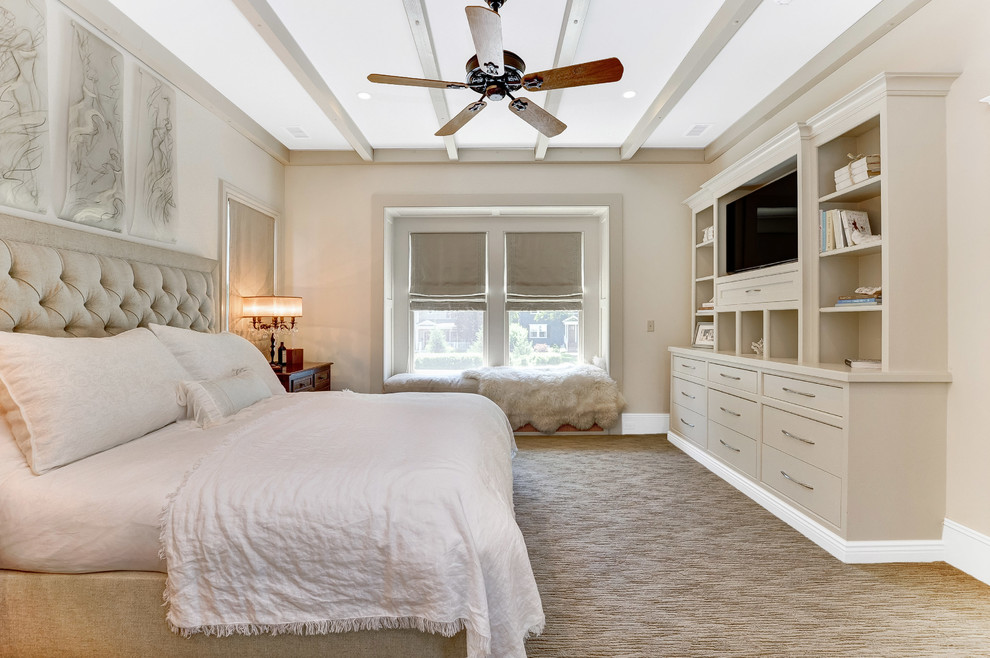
[0,570,465,657]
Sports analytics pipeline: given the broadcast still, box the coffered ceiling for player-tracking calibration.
[72,0,930,163]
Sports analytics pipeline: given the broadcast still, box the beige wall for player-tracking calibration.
[0,1,284,260]
[283,163,710,412]
[710,0,990,537]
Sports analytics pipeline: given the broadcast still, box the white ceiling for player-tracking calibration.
[101,0,918,162]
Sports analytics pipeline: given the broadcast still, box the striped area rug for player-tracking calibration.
[514,435,990,657]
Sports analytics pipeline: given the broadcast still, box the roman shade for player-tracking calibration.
[409,233,487,310]
[505,232,583,310]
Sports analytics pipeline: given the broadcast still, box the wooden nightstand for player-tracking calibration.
[275,362,332,393]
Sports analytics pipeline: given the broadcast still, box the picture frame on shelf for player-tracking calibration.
[693,321,715,348]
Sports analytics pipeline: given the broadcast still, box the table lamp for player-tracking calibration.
[241,296,302,365]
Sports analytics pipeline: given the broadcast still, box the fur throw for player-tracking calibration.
[462,364,626,433]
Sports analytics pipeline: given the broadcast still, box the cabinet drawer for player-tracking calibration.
[707,362,758,394]
[763,406,844,476]
[708,388,759,439]
[670,403,707,448]
[715,270,798,307]
[708,421,757,478]
[314,368,331,391]
[762,445,842,527]
[290,374,315,392]
[672,376,707,415]
[764,374,844,417]
[673,355,706,379]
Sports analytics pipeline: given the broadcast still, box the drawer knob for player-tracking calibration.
[782,429,815,445]
[719,439,741,453]
[680,391,696,400]
[680,418,695,429]
[720,373,741,381]
[681,364,697,370]
[782,386,815,398]
[780,470,814,491]
[719,406,741,417]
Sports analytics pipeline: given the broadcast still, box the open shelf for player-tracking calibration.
[819,176,882,203]
[820,305,882,313]
[820,240,882,258]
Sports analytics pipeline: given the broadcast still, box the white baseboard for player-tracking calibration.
[944,519,990,587]
[667,431,946,564]
[621,413,669,435]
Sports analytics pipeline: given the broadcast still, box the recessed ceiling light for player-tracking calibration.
[774,0,792,4]
[357,92,372,100]
[622,91,636,99]
[286,126,309,139]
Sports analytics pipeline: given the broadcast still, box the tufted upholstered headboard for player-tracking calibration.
[0,213,217,337]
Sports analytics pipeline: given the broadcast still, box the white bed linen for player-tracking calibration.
[0,395,289,573]
[162,391,543,658]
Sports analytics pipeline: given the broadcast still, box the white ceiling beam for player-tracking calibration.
[703,0,933,162]
[60,0,290,164]
[401,0,458,161]
[231,0,374,161]
[619,0,762,161]
[533,0,591,161]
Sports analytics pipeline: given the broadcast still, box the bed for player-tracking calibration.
[0,213,543,657]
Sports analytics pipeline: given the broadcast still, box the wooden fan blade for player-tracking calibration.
[435,99,487,136]
[465,6,503,76]
[522,58,624,91]
[368,74,469,90]
[507,97,566,137]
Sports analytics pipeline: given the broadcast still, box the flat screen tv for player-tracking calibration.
[724,171,799,275]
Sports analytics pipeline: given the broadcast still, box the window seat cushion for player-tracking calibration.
[382,373,480,394]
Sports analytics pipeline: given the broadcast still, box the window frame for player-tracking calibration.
[390,214,604,374]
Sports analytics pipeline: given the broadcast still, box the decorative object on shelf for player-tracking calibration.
[844,358,881,369]
[751,338,764,356]
[834,153,880,191]
[693,321,715,348]
[242,296,303,366]
[702,225,715,243]
[835,286,881,307]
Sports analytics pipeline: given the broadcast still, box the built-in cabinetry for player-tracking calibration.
[672,73,955,561]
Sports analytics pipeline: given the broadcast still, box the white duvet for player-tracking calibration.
[160,391,544,658]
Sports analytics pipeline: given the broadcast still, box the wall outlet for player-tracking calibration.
[647,320,655,333]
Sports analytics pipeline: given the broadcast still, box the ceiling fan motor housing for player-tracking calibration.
[465,50,524,99]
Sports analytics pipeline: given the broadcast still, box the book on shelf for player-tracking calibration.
[834,297,881,306]
[844,358,881,369]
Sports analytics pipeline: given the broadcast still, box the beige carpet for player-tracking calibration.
[514,435,990,657]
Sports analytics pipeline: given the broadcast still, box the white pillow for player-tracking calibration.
[0,328,189,475]
[180,371,272,428]
[148,324,285,397]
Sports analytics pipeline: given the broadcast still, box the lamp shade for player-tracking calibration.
[241,296,302,318]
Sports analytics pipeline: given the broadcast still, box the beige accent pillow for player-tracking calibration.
[148,324,285,397]
[0,328,189,475]
[180,371,272,428]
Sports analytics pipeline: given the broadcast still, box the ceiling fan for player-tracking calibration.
[367,0,624,138]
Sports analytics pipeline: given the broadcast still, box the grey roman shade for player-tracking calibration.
[505,232,583,310]
[409,232,487,310]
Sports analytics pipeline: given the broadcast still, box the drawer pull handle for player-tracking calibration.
[745,288,762,293]
[719,406,741,417]
[681,391,696,400]
[720,373,741,381]
[782,386,816,398]
[782,429,815,445]
[780,470,814,491]
[719,439,741,453]
[681,364,697,370]
[680,418,696,429]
